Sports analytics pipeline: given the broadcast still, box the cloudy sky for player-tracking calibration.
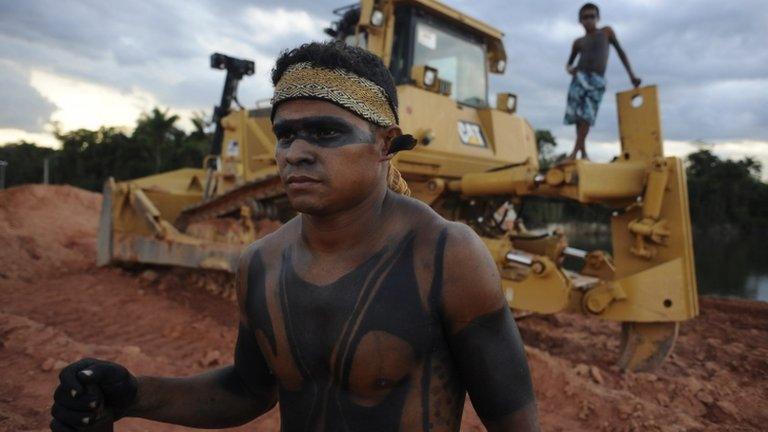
[1,0,767,168]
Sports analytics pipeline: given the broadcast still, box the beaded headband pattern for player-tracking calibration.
[271,62,397,127]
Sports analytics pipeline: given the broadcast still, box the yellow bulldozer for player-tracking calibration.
[97,0,698,372]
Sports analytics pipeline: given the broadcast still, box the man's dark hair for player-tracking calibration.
[579,3,600,17]
[271,41,399,120]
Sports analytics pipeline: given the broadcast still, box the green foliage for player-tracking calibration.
[0,107,210,191]
[535,129,562,169]
[133,107,182,173]
[0,142,56,187]
[686,149,768,233]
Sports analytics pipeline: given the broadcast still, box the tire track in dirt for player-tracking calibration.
[0,309,281,432]
[0,271,237,369]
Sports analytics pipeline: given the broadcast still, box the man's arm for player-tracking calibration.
[51,246,277,430]
[566,39,580,75]
[123,244,277,426]
[441,224,539,432]
[605,26,641,87]
[123,324,277,427]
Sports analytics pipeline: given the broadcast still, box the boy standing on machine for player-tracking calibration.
[565,3,642,160]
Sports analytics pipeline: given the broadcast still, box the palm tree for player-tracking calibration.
[134,107,180,173]
[189,110,211,140]
[535,129,559,169]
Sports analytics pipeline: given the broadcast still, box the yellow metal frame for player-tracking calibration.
[447,86,698,325]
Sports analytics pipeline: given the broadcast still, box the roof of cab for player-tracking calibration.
[400,0,505,41]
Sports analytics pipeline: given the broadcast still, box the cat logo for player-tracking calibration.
[457,121,486,147]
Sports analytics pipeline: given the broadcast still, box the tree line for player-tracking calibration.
[0,108,210,192]
[1,109,766,234]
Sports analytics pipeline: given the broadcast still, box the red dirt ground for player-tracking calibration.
[1,184,766,431]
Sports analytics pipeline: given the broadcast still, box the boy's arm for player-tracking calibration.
[566,39,580,75]
[441,224,540,432]
[606,26,641,87]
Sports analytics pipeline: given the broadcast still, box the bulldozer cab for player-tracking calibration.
[329,1,506,80]
[324,1,538,179]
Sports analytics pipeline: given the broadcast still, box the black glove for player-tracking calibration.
[50,358,138,431]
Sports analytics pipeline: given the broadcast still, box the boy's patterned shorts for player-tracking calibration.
[564,71,606,126]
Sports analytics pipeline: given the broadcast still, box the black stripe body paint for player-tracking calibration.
[244,227,533,431]
[273,116,376,149]
[448,306,535,420]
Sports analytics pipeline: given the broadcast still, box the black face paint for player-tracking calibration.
[273,116,376,149]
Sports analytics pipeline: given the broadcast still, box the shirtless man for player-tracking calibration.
[565,3,642,159]
[50,41,539,432]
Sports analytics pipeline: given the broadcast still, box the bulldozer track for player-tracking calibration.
[175,174,285,229]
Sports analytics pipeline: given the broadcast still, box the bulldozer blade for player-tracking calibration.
[617,321,679,372]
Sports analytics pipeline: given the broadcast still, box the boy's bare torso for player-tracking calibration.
[574,27,610,75]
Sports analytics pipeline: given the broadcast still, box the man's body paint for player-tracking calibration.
[238,193,536,431]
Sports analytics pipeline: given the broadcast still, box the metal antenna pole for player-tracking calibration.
[43,157,50,185]
[0,160,7,189]
[204,53,255,200]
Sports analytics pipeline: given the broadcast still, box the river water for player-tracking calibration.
[691,235,768,301]
[559,226,768,302]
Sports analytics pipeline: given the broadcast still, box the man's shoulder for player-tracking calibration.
[601,26,615,38]
[389,192,456,238]
[392,195,492,271]
[235,218,299,306]
[240,217,299,268]
[440,221,491,265]
[435,220,505,329]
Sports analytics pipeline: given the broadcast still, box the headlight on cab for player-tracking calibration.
[496,92,517,114]
[411,65,439,92]
[424,68,436,87]
[370,9,384,27]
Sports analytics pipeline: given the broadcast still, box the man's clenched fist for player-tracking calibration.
[50,358,138,431]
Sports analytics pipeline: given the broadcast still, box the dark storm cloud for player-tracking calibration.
[0,61,56,132]
[0,0,333,124]
[215,0,342,18]
[0,0,210,113]
[0,1,197,64]
[0,0,765,147]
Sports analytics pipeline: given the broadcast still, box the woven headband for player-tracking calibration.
[271,62,397,127]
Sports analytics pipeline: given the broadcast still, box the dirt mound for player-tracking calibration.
[1,185,766,431]
[0,184,100,280]
[519,302,768,431]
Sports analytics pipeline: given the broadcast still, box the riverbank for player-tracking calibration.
[1,184,766,431]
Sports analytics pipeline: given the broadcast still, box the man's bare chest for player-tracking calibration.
[243,230,467,431]
[246,234,442,391]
